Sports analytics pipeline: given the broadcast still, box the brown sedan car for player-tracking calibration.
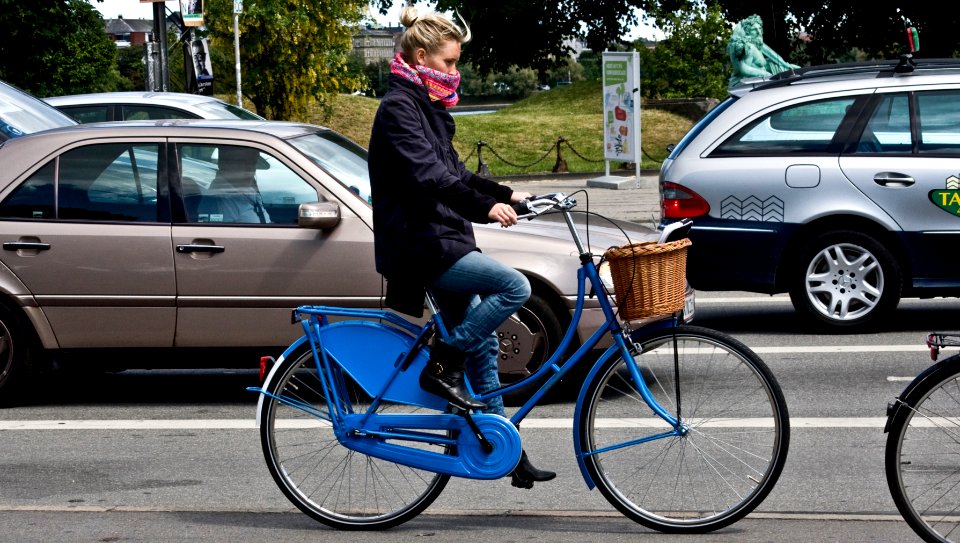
[0,120,665,403]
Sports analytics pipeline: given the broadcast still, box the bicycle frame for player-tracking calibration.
[253,194,686,488]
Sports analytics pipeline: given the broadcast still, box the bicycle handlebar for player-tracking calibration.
[512,192,576,220]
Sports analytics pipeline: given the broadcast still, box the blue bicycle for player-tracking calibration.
[251,193,790,533]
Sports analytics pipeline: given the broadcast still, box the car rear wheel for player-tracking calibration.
[495,293,564,402]
[0,304,32,406]
[789,230,901,330]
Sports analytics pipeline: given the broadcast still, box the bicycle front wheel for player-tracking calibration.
[259,346,451,530]
[885,355,960,543]
[579,325,790,533]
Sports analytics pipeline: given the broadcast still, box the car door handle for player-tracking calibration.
[2,241,51,251]
[873,172,915,187]
[176,244,225,254]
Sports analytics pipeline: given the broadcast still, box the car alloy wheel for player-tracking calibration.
[790,230,901,329]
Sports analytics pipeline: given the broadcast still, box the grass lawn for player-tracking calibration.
[231,80,695,176]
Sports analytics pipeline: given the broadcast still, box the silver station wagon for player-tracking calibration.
[0,119,655,403]
[661,56,960,330]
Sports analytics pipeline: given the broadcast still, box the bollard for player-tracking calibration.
[552,137,568,173]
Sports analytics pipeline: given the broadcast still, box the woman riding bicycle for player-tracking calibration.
[367,4,553,489]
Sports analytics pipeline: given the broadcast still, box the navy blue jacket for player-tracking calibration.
[368,75,513,315]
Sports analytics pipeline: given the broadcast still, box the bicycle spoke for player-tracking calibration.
[581,327,789,533]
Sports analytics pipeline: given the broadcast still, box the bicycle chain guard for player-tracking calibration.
[338,413,522,480]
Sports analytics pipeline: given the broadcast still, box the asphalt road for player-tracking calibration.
[1,292,955,542]
[0,177,950,542]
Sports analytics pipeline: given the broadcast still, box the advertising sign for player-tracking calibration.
[191,38,214,95]
[602,52,640,163]
[180,0,205,27]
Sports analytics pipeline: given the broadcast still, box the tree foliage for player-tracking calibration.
[203,0,368,120]
[639,1,960,66]
[638,3,730,99]
[0,0,118,97]
[370,0,646,75]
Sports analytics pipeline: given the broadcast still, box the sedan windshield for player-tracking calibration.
[0,81,75,140]
[193,100,264,120]
[288,131,372,204]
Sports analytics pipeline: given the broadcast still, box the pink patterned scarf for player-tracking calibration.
[390,52,461,108]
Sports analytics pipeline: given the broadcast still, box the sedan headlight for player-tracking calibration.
[597,261,615,292]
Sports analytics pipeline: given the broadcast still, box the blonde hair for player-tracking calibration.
[397,5,471,61]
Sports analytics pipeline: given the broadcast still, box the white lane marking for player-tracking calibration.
[0,417,889,430]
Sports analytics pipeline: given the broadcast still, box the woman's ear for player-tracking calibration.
[414,47,427,66]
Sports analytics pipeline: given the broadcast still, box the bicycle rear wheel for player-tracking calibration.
[885,355,960,543]
[259,346,451,530]
[579,325,790,533]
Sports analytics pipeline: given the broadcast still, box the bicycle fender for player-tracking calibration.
[885,354,960,432]
[253,335,310,427]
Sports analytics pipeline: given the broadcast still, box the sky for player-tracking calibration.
[89,1,661,40]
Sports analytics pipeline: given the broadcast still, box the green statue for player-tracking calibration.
[727,14,800,87]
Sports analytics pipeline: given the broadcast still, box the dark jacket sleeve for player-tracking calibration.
[377,93,502,222]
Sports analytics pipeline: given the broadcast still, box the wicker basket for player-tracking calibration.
[603,238,692,320]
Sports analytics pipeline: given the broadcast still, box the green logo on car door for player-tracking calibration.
[930,176,960,216]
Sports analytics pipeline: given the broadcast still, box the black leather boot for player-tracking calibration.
[510,450,556,489]
[420,340,487,411]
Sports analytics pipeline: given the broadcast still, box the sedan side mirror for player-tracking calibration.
[298,201,341,230]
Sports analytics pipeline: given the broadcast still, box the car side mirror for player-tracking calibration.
[298,201,341,230]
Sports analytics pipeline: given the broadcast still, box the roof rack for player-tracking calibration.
[753,55,960,90]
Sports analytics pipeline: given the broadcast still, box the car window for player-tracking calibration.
[917,90,960,155]
[288,131,371,204]
[0,143,161,221]
[855,93,911,153]
[178,143,318,225]
[55,105,109,124]
[121,105,198,121]
[712,97,856,155]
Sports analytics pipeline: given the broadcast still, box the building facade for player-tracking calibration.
[352,26,402,64]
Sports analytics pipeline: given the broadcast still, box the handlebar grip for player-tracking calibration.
[511,201,532,215]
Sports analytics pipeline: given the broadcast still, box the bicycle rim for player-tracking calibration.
[580,326,790,533]
[887,362,960,543]
[259,348,450,530]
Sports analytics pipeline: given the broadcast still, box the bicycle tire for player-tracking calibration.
[885,354,960,543]
[259,345,451,530]
[578,325,790,533]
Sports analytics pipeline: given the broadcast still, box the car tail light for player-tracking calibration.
[661,181,710,219]
[259,356,275,382]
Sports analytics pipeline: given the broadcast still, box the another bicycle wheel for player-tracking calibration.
[579,325,790,533]
[259,346,451,530]
[885,355,960,543]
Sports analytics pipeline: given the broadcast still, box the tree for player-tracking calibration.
[203,0,368,121]
[370,1,647,75]
[639,2,960,67]
[637,3,730,99]
[0,0,119,97]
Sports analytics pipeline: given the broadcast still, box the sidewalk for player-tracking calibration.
[496,172,661,228]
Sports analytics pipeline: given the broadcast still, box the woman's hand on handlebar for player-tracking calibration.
[510,191,533,203]
[489,202,520,227]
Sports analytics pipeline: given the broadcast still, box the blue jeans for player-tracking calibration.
[430,251,531,416]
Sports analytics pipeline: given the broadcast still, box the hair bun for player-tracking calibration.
[399,5,418,28]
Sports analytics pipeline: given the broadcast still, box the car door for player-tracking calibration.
[838,88,960,285]
[170,142,382,348]
[0,140,176,348]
